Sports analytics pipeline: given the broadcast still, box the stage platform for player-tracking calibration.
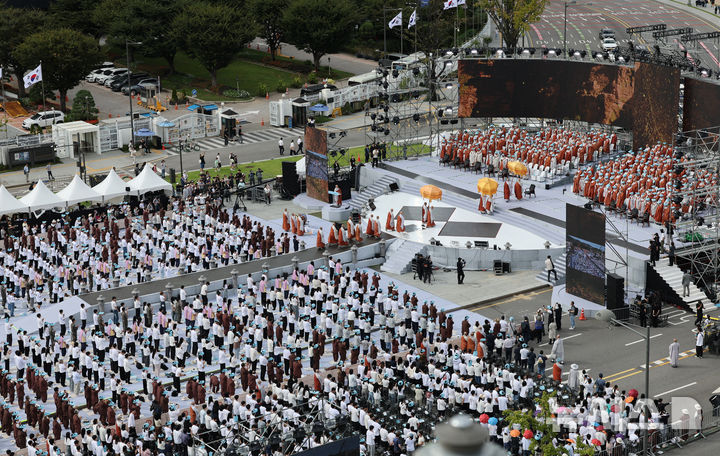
[370,192,556,251]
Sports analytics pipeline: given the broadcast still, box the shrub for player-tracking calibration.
[275,80,286,93]
[290,76,303,89]
[257,83,269,97]
[341,102,352,115]
[171,88,178,103]
[306,71,318,84]
[222,89,252,99]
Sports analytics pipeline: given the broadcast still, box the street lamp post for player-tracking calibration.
[595,308,651,456]
[564,1,592,57]
[125,40,142,148]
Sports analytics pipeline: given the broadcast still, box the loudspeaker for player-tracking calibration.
[169,168,176,184]
[282,161,300,196]
[545,184,550,190]
[368,199,376,211]
[606,273,625,310]
[389,182,399,192]
[125,186,130,192]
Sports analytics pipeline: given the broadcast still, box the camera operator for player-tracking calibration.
[457,257,466,285]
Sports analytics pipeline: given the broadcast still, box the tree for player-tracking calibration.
[479,0,548,49]
[68,90,99,121]
[250,0,288,61]
[283,0,357,70]
[0,6,48,98]
[172,2,255,90]
[49,0,102,37]
[14,29,103,112]
[93,0,182,74]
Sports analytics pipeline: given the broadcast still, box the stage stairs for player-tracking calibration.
[348,175,398,213]
[534,252,567,285]
[380,239,427,274]
[649,263,712,309]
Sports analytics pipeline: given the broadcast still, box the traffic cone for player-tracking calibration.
[579,308,586,321]
[261,117,265,126]
[174,103,178,110]
[265,92,269,100]
[108,113,112,118]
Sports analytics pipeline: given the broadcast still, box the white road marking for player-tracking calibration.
[625,333,662,346]
[655,382,697,397]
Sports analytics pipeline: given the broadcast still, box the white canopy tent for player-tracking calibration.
[0,185,28,216]
[56,175,103,206]
[295,157,306,177]
[20,180,65,211]
[127,165,172,195]
[92,169,128,202]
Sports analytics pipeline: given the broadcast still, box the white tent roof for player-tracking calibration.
[20,180,64,211]
[92,169,128,201]
[56,175,102,206]
[127,165,172,195]
[0,185,28,216]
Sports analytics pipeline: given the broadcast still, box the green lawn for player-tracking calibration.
[180,155,303,183]
[175,143,430,185]
[133,49,353,102]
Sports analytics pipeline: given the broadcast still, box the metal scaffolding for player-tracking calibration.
[192,396,355,456]
[672,126,720,301]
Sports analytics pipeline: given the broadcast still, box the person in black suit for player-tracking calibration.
[456,257,465,284]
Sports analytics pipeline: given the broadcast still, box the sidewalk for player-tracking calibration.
[250,38,378,75]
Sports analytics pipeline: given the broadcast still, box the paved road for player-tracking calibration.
[529,0,720,69]
[466,287,720,453]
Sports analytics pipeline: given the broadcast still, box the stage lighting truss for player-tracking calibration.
[364,57,434,161]
[191,398,350,456]
[672,125,720,300]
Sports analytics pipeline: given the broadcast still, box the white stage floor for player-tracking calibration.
[368,192,558,250]
[378,156,657,259]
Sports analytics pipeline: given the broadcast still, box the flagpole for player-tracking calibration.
[455,4,459,48]
[383,8,387,58]
[1,68,6,139]
[40,59,46,116]
[401,12,404,56]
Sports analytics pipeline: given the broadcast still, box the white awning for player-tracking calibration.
[126,165,172,195]
[19,180,64,211]
[0,185,28,215]
[92,169,128,201]
[56,175,102,206]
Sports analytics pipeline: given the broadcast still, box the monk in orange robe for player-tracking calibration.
[316,228,325,249]
[386,209,394,231]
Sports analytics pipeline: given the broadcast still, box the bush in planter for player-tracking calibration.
[222,89,251,99]
[257,83,269,97]
[275,81,286,93]
[341,102,352,115]
[306,71,318,85]
[290,76,303,89]
[68,90,98,121]
[171,88,178,104]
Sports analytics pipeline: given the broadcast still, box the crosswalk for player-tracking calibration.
[191,127,305,152]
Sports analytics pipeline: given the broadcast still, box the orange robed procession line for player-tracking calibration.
[290,216,297,235]
[366,218,374,236]
[504,181,511,201]
[372,217,381,237]
[426,208,435,228]
[338,227,349,246]
[327,226,338,245]
[514,181,523,200]
[354,225,362,242]
[282,210,290,231]
[316,229,325,249]
[296,216,305,236]
[386,211,394,230]
[395,214,405,232]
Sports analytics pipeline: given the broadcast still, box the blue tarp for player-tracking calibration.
[203,104,219,111]
[187,104,200,111]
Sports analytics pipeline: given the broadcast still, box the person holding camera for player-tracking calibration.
[457,257,466,284]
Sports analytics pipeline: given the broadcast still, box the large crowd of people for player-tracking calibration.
[572,143,719,224]
[439,126,618,178]
[0,192,306,315]
[0,241,682,456]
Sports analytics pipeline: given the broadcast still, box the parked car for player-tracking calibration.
[22,110,65,129]
[601,37,618,51]
[95,68,128,85]
[110,73,149,92]
[121,78,160,95]
[598,28,615,40]
[86,68,113,83]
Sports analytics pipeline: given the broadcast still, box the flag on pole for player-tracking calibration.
[23,64,42,89]
[408,9,417,29]
[457,0,466,4]
[444,0,458,9]
[388,11,402,29]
